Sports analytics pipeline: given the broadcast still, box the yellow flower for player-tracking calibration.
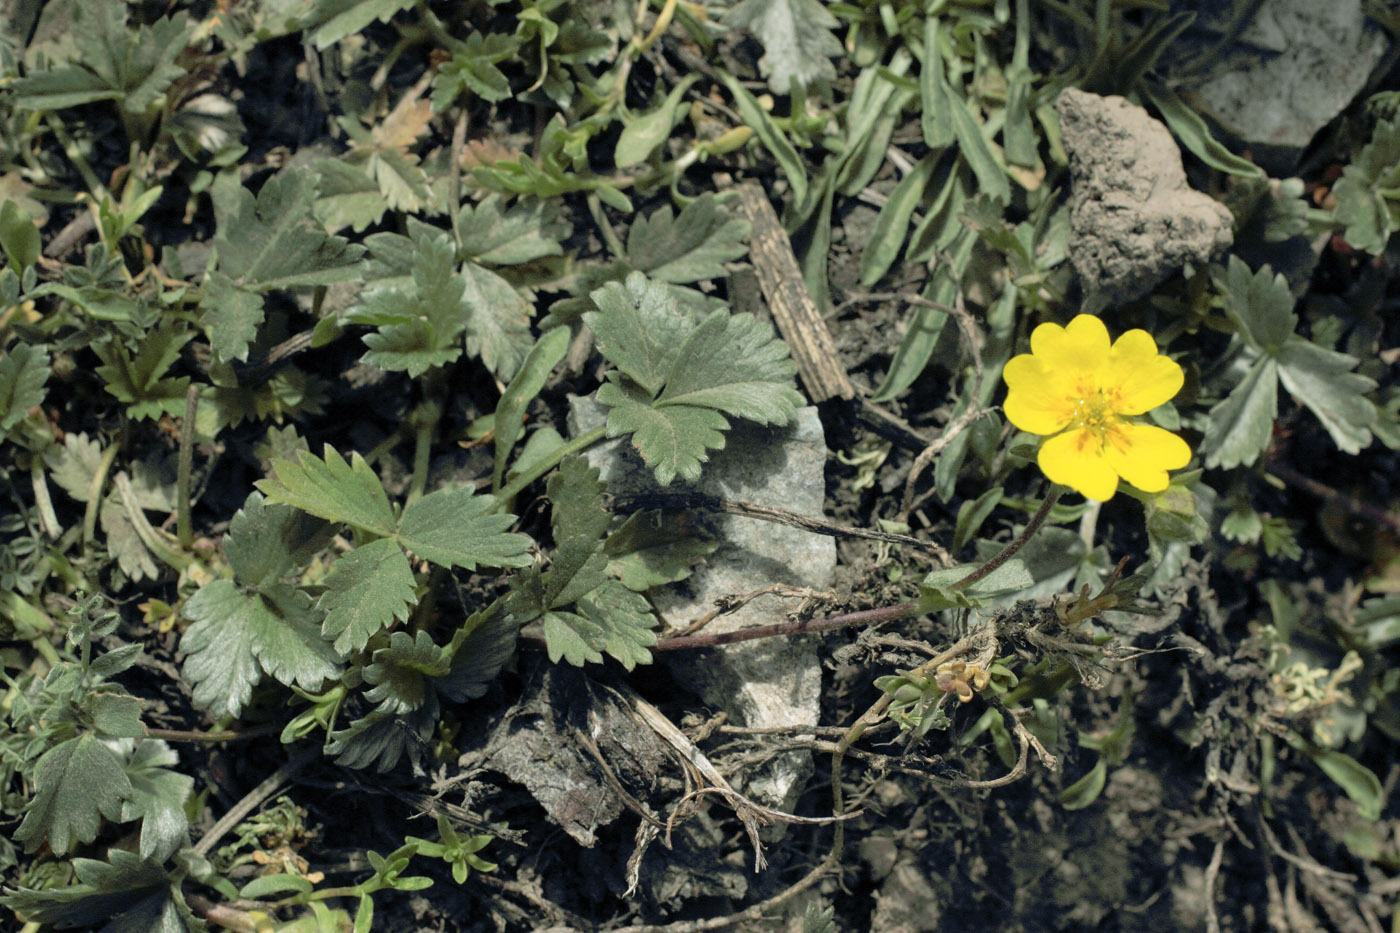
[1003,315,1190,502]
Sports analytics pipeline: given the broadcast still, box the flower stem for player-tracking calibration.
[951,486,1062,591]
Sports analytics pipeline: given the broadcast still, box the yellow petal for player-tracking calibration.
[1003,354,1074,435]
[1102,423,1192,493]
[1030,315,1112,375]
[1038,429,1120,501]
[1106,330,1184,414]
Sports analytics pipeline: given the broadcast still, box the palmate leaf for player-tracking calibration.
[462,261,532,381]
[93,326,192,420]
[358,232,467,377]
[9,3,191,114]
[180,581,342,717]
[257,446,397,537]
[432,32,517,110]
[1332,117,1400,254]
[1208,259,1377,460]
[203,166,363,362]
[725,0,842,93]
[327,695,439,772]
[577,579,657,670]
[362,630,451,713]
[0,849,197,932]
[212,167,365,292]
[319,537,416,655]
[626,195,750,284]
[587,272,802,485]
[14,734,132,855]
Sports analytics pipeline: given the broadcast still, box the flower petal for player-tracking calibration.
[1030,315,1112,375]
[1106,330,1184,414]
[1038,428,1120,501]
[1102,423,1192,493]
[1003,354,1075,435]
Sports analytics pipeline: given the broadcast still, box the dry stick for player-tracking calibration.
[732,185,942,454]
[675,583,834,637]
[192,746,321,857]
[1267,461,1400,535]
[608,490,952,558]
[733,183,854,404]
[652,488,1060,652]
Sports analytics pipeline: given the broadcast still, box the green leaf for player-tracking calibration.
[314,158,388,233]
[603,510,718,590]
[223,493,335,588]
[587,273,802,485]
[920,18,954,148]
[431,32,517,109]
[363,630,450,713]
[587,272,699,396]
[328,700,438,772]
[462,260,532,381]
[725,0,841,93]
[308,0,417,49]
[616,74,701,167]
[493,326,571,490]
[1308,748,1383,821]
[717,71,807,206]
[0,343,49,435]
[1276,339,1377,455]
[626,194,750,284]
[320,537,416,655]
[10,4,192,115]
[577,579,658,670]
[397,485,532,570]
[181,581,341,717]
[0,199,41,272]
[201,270,267,363]
[1201,356,1278,469]
[458,195,572,265]
[1059,757,1108,810]
[257,446,398,537]
[1141,82,1263,179]
[1220,256,1294,354]
[93,326,191,421]
[211,166,365,292]
[82,688,144,738]
[859,152,938,286]
[541,610,607,666]
[120,740,194,862]
[0,850,187,931]
[597,379,730,486]
[358,232,467,377]
[14,734,133,855]
[1331,116,1400,252]
[440,606,518,702]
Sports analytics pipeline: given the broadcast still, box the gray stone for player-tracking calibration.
[1185,0,1389,170]
[1057,88,1234,309]
[569,397,833,812]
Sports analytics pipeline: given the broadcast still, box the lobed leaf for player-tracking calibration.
[319,537,417,655]
[257,446,398,537]
[397,485,533,570]
[14,734,133,855]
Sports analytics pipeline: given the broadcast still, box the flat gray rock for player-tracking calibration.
[1186,0,1389,169]
[570,397,833,811]
[1057,88,1234,308]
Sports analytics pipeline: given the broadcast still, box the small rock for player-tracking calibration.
[570,397,833,812]
[1056,88,1234,308]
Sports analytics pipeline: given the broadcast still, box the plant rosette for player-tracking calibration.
[1003,314,1190,501]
